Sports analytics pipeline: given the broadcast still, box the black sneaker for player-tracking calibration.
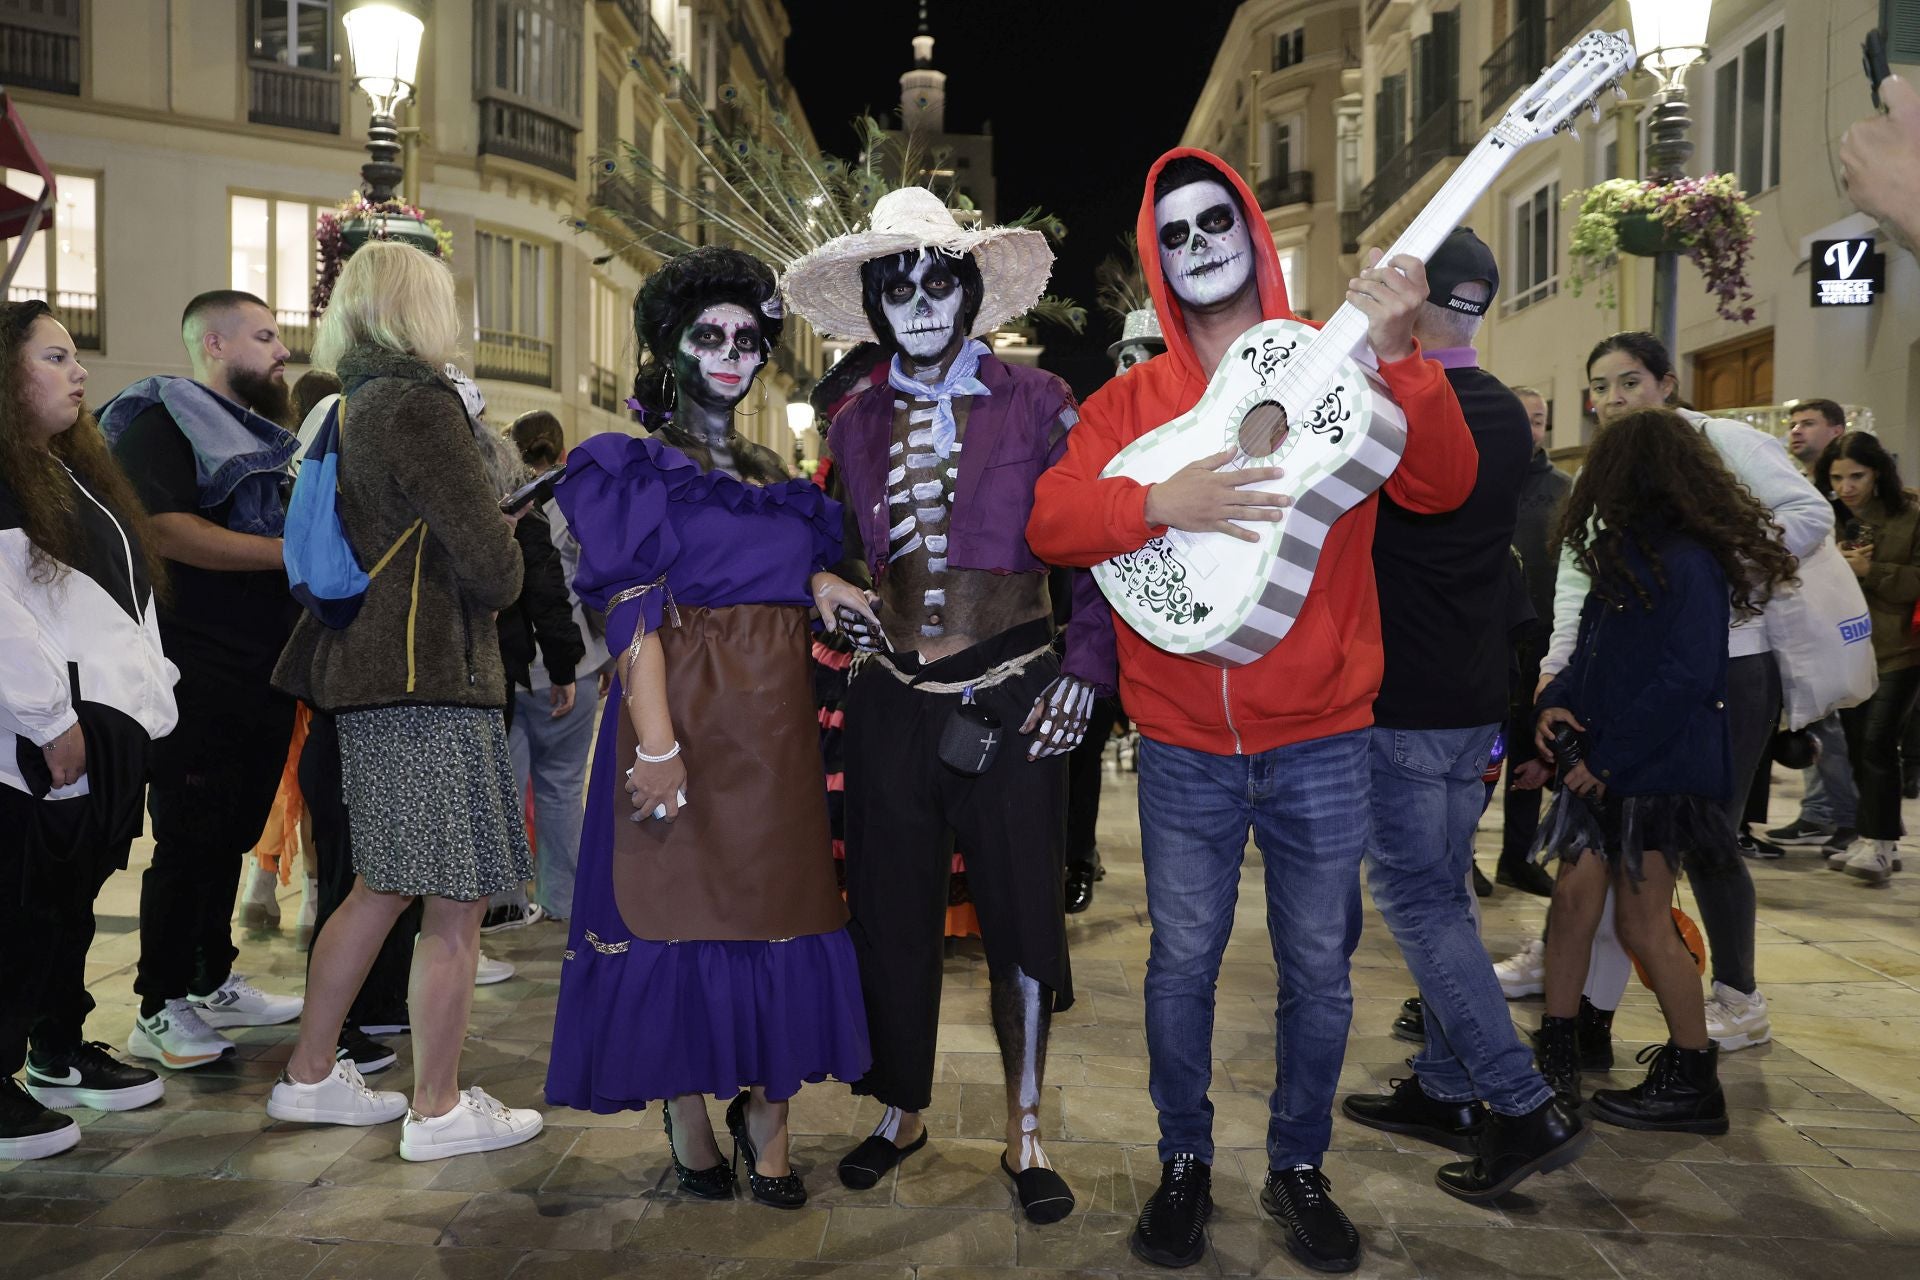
[26,1041,165,1112]
[336,1026,397,1075]
[480,903,534,934]
[1260,1165,1360,1273]
[1737,828,1783,860]
[0,1077,79,1160]
[1130,1153,1212,1269]
[1763,818,1834,847]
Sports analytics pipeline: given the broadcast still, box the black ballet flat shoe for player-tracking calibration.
[661,1101,734,1200]
[837,1127,929,1190]
[725,1091,807,1209]
[1001,1153,1075,1223]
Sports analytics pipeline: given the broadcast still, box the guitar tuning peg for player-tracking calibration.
[1613,82,1628,100]
[1568,123,1581,140]
[1590,99,1602,122]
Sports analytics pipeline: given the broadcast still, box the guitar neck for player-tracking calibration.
[1283,136,1521,394]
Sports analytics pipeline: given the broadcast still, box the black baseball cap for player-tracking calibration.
[1426,227,1500,316]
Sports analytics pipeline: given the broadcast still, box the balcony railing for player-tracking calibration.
[248,62,341,134]
[477,329,554,387]
[0,17,79,94]
[276,309,313,364]
[595,0,644,41]
[589,363,622,413]
[1481,19,1549,117]
[1256,170,1314,210]
[641,12,673,66]
[10,288,98,349]
[479,100,578,178]
[1550,0,1613,42]
[1339,209,1363,254]
[1358,101,1472,231]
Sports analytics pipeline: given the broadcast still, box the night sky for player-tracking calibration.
[784,0,1239,398]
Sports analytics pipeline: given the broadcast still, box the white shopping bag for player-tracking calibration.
[1764,534,1878,729]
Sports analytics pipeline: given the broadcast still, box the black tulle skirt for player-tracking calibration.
[1530,789,1740,883]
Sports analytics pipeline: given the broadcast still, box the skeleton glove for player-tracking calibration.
[1022,674,1096,760]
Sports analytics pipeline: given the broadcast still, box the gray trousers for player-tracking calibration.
[1797,712,1858,830]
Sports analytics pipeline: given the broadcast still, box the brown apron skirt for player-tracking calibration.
[610,603,848,942]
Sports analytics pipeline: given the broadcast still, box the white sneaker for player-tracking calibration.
[266,1059,407,1126]
[1493,939,1547,999]
[1845,840,1896,885]
[399,1086,543,1161]
[188,973,304,1028]
[474,952,516,986]
[127,1000,234,1070]
[237,864,281,929]
[1704,981,1772,1051]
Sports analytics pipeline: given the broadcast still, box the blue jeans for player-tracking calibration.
[506,679,601,918]
[1138,729,1369,1170]
[1365,727,1551,1117]
[1798,712,1857,829]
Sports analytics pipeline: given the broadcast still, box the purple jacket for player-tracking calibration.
[829,353,1117,690]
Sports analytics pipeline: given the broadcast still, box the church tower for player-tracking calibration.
[899,2,947,137]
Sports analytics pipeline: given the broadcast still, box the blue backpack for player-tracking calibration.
[283,391,424,628]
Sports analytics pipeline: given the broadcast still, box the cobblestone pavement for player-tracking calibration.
[4,762,1919,1278]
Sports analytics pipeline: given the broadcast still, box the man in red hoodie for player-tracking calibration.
[1029,151,1476,1273]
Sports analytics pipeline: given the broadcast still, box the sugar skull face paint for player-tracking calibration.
[1155,178,1253,310]
[878,251,965,361]
[673,303,765,410]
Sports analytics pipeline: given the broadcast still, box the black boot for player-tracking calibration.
[1434,1094,1590,1204]
[1588,1042,1728,1134]
[1471,863,1493,898]
[1495,859,1554,897]
[1529,996,1615,1071]
[1341,1073,1486,1154]
[1064,861,1097,915]
[1535,1015,1581,1108]
[1390,996,1424,1044]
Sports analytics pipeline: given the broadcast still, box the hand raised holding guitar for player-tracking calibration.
[1143,448,1290,543]
[1347,249,1429,364]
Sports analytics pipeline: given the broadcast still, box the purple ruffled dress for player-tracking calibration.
[545,434,870,1112]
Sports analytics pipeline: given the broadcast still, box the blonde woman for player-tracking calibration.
[265,241,542,1159]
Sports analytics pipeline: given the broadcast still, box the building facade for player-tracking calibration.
[1182,0,1366,325]
[0,0,829,457]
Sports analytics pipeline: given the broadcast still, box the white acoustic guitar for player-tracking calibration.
[1095,30,1637,667]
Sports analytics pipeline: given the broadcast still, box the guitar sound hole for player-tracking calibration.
[1238,401,1290,457]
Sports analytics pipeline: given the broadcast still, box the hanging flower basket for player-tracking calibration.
[1565,175,1758,323]
[313,192,454,317]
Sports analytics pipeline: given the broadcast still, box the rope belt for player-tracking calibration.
[854,640,1052,696]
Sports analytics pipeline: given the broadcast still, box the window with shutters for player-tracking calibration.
[248,0,343,133]
[1271,26,1305,71]
[229,193,323,361]
[475,0,584,179]
[1506,180,1559,312]
[7,169,101,350]
[1374,73,1407,172]
[474,229,555,387]
[1413,10,1459,124]
[1710,14,1784,194]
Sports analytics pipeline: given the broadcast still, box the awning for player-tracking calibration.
[0,91,56,293]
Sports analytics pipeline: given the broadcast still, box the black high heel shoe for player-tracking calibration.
[726,1090,808,1209]
[661,1100,734,1199]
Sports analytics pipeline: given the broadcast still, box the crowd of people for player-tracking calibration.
[0,82,1912,1275]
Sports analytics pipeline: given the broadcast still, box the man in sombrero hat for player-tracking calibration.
[784,187,1115,1223]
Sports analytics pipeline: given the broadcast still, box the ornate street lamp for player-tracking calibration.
[1627,0,1713,353]
[340,2,437,255]
[786,400,814,468]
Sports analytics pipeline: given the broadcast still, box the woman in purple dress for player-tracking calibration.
[546,248,873,1208]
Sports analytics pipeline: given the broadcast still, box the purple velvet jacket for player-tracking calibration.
[828,352,1117,690]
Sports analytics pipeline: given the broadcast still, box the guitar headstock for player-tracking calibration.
[1493,30,1637,148]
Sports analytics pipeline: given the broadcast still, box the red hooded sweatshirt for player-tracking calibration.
[1028,149,1477,756]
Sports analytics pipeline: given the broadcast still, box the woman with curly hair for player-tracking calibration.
[1,299,176,1158]
[544,247,874,1209]
[1532,406,1797,1135]
[1816,431,1920,884]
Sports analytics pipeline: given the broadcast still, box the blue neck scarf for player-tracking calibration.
[887,338,991,460]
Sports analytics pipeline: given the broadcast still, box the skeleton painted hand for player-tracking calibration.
[1020,675,1096,760]
[812,572,889,652]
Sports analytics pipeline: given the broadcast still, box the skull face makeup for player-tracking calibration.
[1155,178,1254,310]
[673,303,766,412]
[878,251,966,362]
[1113,341,1158,374]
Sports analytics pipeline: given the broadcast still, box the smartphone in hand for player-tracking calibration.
[1866,29,1892,110]
[502,463,568,515]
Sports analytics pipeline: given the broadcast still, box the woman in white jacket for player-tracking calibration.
[0,299,179,1160]
[1504,332,1831,1071]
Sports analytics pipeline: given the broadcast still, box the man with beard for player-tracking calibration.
[1030,152,1476,1272]
[105,291,305,1069]
[782,188,1115,1223]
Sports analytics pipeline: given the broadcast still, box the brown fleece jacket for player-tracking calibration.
[273,346,523,712]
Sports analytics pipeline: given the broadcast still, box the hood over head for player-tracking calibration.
[1137,148,1294,381]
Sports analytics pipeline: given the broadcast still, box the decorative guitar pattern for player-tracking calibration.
[1093,29,1637,667]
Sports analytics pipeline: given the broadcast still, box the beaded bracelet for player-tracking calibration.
[634,741,681,764]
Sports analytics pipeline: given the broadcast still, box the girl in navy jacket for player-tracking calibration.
[1531,408,1797,1138]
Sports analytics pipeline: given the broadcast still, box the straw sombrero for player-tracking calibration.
[782,187,1055,342]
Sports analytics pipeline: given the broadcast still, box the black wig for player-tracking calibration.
[631,246,785,423]
[857,249,985,354]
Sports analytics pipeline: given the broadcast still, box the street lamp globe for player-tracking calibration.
[786,401,814,465]
[344,3,424,117]
[1627,0,1712,86]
